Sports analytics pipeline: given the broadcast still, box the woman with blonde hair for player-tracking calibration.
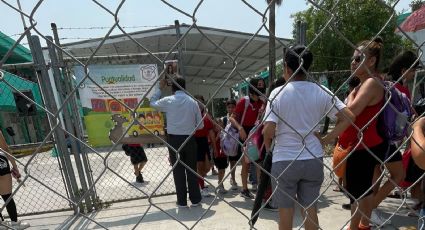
[338,37,389,230]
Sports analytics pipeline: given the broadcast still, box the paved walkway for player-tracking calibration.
[21,172,419,230]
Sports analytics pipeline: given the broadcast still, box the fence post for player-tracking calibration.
[51,23,98,207]
[27,35,80,212]
[46,36,94,212]
[174,20,186,78]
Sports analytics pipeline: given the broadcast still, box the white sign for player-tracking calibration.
[73,64,158,112]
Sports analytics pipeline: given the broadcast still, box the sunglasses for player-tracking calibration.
[351,55,364,63]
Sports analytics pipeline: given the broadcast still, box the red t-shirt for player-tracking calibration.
[234,96,263,127]
[394,83,411,100]
[194,113,213,137]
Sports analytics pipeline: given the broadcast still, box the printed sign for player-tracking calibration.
[73,64,165,147]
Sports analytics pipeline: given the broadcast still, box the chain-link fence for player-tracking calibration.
[0,0,425,229]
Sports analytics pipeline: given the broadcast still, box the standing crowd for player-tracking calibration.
[1,39,425,230]
[147,38,425,230]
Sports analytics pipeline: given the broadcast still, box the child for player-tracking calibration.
[214,118,229,194]
[122,143,148,183]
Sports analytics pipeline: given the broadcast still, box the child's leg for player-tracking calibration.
[138,161,147,173]
[218,169,225,185]
[133,164,140,176]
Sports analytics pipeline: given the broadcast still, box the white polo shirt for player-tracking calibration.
[264,81,346,162]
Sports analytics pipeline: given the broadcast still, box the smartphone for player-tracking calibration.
[165,74,173,86]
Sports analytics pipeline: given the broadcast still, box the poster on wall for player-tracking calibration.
[73,64,165,147]
[164,60,178,86]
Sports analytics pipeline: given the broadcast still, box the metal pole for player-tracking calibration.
[28,35,79,212]
[51,23,97,207]
[16,0,27,30]
[174,20,186,78]
[16,0,37,83]
[296,20,301,45]
[300,22,307,46]
[46,36,93,212]
[50,24,64,63]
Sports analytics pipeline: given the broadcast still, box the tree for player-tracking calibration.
[266,0,283,86]
[411,0,425,11]
[292,0,405,73]
[293,0,408,135]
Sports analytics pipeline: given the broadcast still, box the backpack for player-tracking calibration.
[379,81,413,142]
[244,102,266,162]
[221,97,249,157]
[245,124,264,162]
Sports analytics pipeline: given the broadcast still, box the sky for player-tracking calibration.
[0,0,413,47]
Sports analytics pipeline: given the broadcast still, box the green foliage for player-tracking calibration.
[275,61,284,80]
[292,0,406,72]
[410,0,425,11]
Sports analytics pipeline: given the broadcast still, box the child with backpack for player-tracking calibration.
[228,78,265,199]
[221,99,238,190]
[122,143,148,184]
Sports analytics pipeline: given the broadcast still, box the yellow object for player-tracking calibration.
[123,108,165,137]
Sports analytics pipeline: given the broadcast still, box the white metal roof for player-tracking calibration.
[62,24,291,87]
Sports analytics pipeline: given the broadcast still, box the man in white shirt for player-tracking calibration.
[150,76,204,207]
[262,45,354,230]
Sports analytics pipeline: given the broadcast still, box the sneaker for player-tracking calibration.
[218,185,227,194]
[176,203,188,208]
[240,189,254,199]
[136,173,144,183]
[8,221,30,230]
[263,202,278,212]
[201,188,211,197]
[251,184,258,192]
[370,210,391,226]
[191,201,202,207]
[342,203,351,210]
[230,179,238,190]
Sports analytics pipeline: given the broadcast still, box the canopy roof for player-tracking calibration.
[62,25,291,87]
[397,12,411,26]
[0,70,42,111]
[0,31,32,64]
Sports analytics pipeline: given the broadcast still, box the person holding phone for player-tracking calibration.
[0,131,30,229]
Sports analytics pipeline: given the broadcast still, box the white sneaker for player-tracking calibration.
[8,221,30,230]
[201,188,211,197]
[191,201,202,207]
[370,210,391,226]
[230,179,238,190]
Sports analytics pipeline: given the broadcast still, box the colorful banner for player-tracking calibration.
[73,64,164,147]
[74,64,158,112]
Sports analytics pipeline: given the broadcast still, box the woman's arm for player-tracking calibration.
[208,129,218,158]
[262,121,276,153]
[229,114,247,141]
[411,117,425,170]
[322,108,355,144]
